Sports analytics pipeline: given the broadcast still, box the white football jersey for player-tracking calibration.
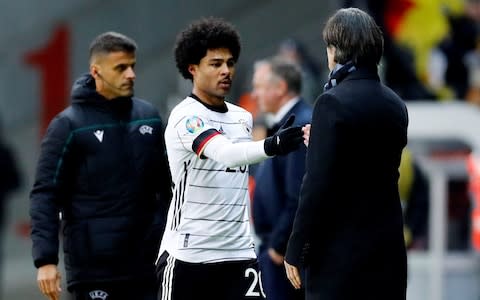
[159,95,257,263]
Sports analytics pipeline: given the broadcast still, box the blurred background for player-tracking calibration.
[2,0,480,299]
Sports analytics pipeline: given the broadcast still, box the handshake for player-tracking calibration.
[264,115,309,156]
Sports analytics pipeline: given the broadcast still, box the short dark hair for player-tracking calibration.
[323,8,383,66]
[256,57,302,95]
[89,31,137,61]
[174,17,241,80]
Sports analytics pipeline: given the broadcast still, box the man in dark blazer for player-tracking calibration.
[251,57,312,300]
[284,8,408,300]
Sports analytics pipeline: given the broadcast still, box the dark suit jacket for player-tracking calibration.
[253,99,312,254]
[286,66,408,300]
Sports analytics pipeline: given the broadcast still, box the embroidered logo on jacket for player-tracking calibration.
[93,130,104,142]
[89,290,109,300]
[139,125,153,135]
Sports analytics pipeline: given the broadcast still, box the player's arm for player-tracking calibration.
[198,115,304,168]
[195,129,267,167]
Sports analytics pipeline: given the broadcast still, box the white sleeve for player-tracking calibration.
[201,134,270,168]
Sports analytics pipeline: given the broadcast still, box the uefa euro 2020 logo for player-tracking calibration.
[185,116,204,134]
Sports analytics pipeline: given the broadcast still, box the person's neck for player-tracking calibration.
[191,88,225,107]
[190,93,228,113]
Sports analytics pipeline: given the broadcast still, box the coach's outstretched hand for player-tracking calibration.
[264,114,304,156]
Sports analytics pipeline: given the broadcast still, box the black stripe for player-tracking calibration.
[192,167,248,172]
[173,182,182,229]
[180,233,251,238]
[189,184,248,190]
[188,200,246,207]
[192,129,219,154]
[183,217,249,223]
[192,167,226,172]
[172,160,190,230]
[178,161,189,229]
[208,120,244,125]
[171,184,180,230]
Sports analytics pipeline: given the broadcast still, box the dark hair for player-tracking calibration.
[174,17,241,80]
[89,31,137,61]
[265,56,302,94]
[323,8,383,66]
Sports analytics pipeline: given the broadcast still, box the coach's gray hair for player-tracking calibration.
[254,56,302,94]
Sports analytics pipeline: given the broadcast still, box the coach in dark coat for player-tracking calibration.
[284,8,408,300]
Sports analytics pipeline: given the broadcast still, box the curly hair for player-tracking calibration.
[174,17,241,80]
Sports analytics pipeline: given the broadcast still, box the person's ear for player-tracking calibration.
[90,64,100,79]
[188,64,196,78]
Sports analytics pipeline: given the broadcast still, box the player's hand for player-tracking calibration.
[37,264,62,300]
[264,115,303,156]
[268,248,284,265]
[302,124,311,147]
[284,260,302,289]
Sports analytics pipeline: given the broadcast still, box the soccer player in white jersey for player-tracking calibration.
[156,17,306,300]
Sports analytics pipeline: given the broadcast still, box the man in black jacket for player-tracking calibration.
[284,8,408,300]
[30,32,172,300]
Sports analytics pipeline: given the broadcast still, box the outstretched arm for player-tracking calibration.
[201,115,304,167]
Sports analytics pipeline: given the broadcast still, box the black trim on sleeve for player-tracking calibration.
[192,128,221,155]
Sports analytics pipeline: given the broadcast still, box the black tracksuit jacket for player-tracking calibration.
[30,74,172,289]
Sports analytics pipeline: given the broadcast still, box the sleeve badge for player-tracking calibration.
[185,116,205,134]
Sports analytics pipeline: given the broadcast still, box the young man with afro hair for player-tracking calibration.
[156,17,306,300]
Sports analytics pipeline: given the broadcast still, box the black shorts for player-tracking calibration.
[156,252,266,300]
